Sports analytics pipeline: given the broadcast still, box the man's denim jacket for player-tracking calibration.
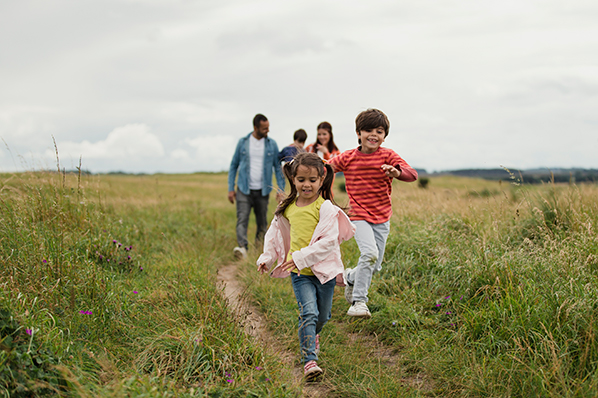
[228,132,285,196]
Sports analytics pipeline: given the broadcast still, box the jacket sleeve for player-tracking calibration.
[292,211,340,271]
[256,216,284,270]
[228,139,243,192]
[272,141,286,191]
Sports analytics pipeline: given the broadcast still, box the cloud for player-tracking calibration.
[52,123,164,160]
[184,134,237,171]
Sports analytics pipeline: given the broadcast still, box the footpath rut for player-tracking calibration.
[217,262,330,397]
[217,261,433,397]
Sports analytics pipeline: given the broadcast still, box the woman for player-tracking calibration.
[305,122,340,161]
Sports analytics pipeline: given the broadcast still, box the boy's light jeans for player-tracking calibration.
[290,273,335,364]
[347,220,390,304]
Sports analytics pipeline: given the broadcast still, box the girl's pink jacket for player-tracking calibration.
[257,200,356,286]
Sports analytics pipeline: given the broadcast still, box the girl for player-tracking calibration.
[257,152,355,380]
[305,121,341,161]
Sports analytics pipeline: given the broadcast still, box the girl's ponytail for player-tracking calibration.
[319,163,335,201]
[275,160,298,217]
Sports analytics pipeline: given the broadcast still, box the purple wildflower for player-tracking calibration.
[42,259,47,264]
[435,303,442,307]
[133,291,138,294]
[112,240,117,244]
[139,266,143,271]
[99,255,103,260]
[446,311,452,315]
[255,366,263,370]
[25,329,32,336]
[226,379,233,383]
[445,296,451,299]
[392,322,396,326]
[127,256,131,260]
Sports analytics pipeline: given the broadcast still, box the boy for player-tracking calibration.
[328,109,417,318]
[278,128,308,164]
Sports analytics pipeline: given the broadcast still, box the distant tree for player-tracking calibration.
[418,177,429,189]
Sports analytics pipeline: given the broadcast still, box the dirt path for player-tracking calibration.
[217,262,330,397]
[217,262,433,396]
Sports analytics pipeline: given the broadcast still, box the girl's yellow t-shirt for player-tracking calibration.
[283,196,325,276]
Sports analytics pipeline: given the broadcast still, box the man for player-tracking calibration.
[228,114,285,259]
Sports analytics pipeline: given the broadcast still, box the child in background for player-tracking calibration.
[257,152,355,380]
[279,128,308,164]
[329,108,418,319]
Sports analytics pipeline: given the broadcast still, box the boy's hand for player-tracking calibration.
[281,259,298,273]
[257,263,268,274]
[381,164,401,179]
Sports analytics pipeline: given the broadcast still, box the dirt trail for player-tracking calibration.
[217,262,330,397]
[217,262,433,396]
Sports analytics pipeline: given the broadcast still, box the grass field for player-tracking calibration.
[2,170,598,397]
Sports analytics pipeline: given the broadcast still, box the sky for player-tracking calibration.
[1,0,597,174]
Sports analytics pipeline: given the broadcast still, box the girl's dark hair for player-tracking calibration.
[313,121,339,153]
[275,152,342,217]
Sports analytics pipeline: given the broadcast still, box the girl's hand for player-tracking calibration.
[381,164,401,179]
[280,259,298,273]
[257,263,268,274]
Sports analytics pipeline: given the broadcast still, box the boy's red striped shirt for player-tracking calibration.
[329,147,417,224]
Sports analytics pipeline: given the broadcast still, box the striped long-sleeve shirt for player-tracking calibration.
[329,147,417,224]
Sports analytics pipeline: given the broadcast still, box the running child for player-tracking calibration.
[329,108,418,319]
[257,152,355,381]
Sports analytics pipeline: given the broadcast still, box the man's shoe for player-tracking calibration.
[304,360,323,381]
[233,247,247,259]
[344,268,353,304]
[347,301,371,318]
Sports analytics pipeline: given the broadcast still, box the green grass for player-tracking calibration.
[0,171,298,397]
[3,170,598,397]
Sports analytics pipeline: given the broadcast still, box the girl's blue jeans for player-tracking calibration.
[290,272,336,364]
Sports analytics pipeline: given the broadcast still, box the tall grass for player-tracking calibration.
[245,176,598,397]
[0,171,300,397]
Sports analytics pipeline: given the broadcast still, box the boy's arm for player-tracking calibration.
[389,152,418,182]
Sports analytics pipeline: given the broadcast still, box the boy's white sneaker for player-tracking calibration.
[233,246,247,259]
[347,301,371,318]
[344,268,353,304]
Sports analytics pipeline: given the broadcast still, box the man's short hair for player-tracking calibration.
[253,114,268,128]
[355,109,390,136]
[293,129,307,143]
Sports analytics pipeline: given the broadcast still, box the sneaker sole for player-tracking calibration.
[305,368,323,382]
[347,312,371,319]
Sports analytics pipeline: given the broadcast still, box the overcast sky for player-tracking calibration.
[1,0,597,174]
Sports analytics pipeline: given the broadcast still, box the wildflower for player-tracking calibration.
[392,322,396,326]
[255,366,263,370]
[460,296,463,300]
[25,329,32,336]
[133,291,138,294]
[79,310,92,315]
[127,256,131,260]
[451,323,455,327]
[112,240,117,244]
[226,379,233,383]
[139,266,143,271]
[445,296,451,299]
[435,303,442,307]
[446,311,452,315]
[265,378,270,382]
[42,259,47,264]
[117,243,122,248]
